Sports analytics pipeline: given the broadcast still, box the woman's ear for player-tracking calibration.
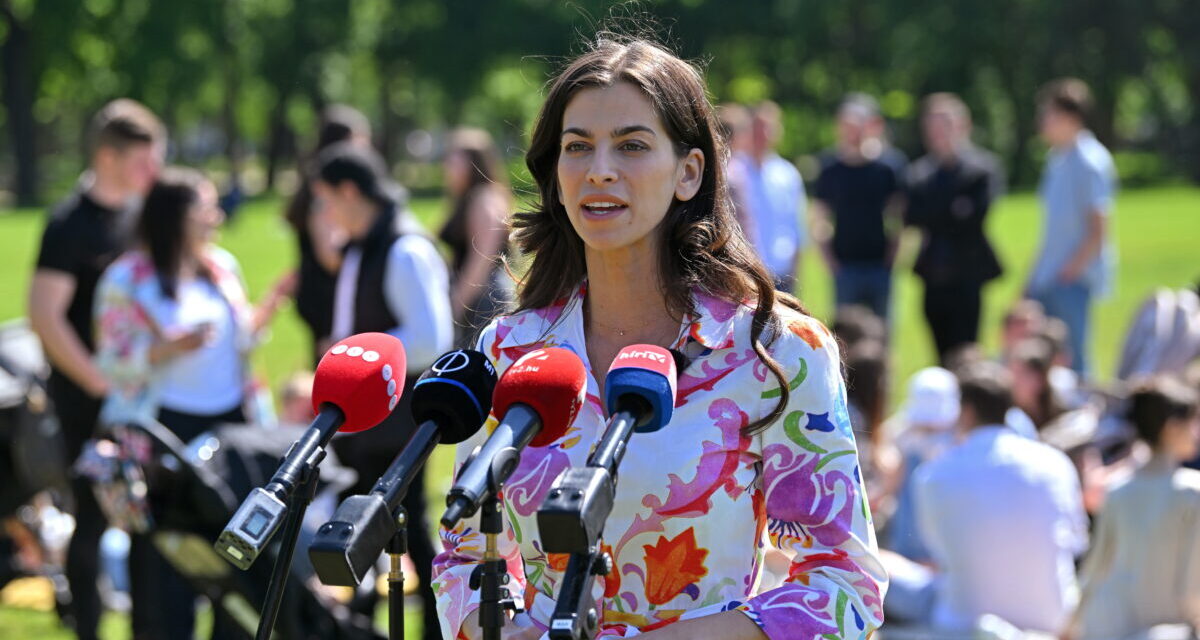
[674,148,705,202]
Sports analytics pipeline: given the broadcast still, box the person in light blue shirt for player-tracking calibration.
[1028,78,1117,378]
[731,101,807,293]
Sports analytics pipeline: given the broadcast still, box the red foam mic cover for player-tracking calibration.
[312,333,407,432]
[492,347,587,447]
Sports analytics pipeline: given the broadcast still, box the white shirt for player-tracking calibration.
[733,152,807,278]
[331,233,453,371]
[915,426,1088,633]
[151,277,244,414]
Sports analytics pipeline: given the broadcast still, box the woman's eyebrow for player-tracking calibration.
[612,125,656,138]
[562,127,590,138]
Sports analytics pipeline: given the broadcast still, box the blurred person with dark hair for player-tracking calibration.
[1066,377,1200,639]
[438,128,513,346]
[1029,78,1117,379]
[284,104,373,365]
[94,167,289,638]
[312,142,452,639]
[812,93,907,319]
[729,101,807,292]
[905,93,1005,364]
[27,98,165,640]
[1002,299,1048,360]
[832,303,887,348]
[845,339,901,522]
[898,361,1088,633]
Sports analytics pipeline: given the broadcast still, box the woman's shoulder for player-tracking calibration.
[102,250,154,284]
[203,244,241,271]
[474,293,579,360]
[762,304,839,361]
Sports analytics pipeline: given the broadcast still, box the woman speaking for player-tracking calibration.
[433,36,886,639]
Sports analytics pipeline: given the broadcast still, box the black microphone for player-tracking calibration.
[440,348,587,529]
[308,350,496,586]
[215,333,406,570]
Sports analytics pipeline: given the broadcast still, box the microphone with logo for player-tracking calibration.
[538,344,678,640]
[441,347,586,640]
[215,332,407,571]
[308,349,497,588]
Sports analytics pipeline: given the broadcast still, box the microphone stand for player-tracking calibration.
[387,508,408,640]
[538,410,639,640]
[256,464,320,640]
[466,460,525,640]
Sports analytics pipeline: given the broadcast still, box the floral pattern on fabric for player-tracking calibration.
[431,284,887,639]
[94,247,258,424]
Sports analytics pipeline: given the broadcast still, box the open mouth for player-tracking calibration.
[580,199,629,218]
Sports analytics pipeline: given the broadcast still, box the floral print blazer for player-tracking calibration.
[433,284,887,639]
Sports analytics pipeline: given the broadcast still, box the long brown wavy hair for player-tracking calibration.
[512,35,807,436]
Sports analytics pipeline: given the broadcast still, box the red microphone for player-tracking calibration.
[441,347,586,527]
[312,332,408,431]
[216,333,405,570]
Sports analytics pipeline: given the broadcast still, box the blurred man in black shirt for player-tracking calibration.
[28,99,164,640]
[813,94,907,321]
[905,94,1004,363]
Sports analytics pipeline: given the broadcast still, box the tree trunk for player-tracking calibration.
[1,3,39,206]
[265,91,291,192]
[222,55,242,193]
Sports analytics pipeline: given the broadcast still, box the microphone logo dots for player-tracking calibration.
[347,346,364,357]
[387,378,397,397]
[362,350,380,363]
[382,364,393,382]
[388,395,399,412]
[331,344,349,355]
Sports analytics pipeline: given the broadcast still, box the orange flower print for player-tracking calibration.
[547,552,570,572]
[642,528,708,606]
[788,318,824,350]
[600,542,620,598]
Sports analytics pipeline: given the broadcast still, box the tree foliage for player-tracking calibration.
[1,0,1196,206]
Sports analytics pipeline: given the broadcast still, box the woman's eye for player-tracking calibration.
[619,140,649,152]
[564,141,590,152]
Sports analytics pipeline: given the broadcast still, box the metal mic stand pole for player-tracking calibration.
[386,507,408,640]
[256,465,320,640]
[472,494,525,640]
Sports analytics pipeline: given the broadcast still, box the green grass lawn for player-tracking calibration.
[1,185,1198,638]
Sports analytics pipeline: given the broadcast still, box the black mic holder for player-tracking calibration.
[255,463,320,640]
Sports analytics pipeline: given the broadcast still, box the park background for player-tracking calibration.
[1,0,1199,637]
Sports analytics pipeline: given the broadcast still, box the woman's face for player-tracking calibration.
[443,149,471,197]
[556,82,704,256]
[185,180,224,252]
[1008,360,1045,410]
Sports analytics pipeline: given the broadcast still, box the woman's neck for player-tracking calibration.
[583,241,680,346]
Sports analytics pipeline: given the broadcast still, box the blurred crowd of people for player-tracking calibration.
[2,71,1197,640]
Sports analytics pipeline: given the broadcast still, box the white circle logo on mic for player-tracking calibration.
[347,346,364,357]
[388,395,399,411]
[382,364,393,382]
[387,379,397,397]
[362,350,380,363]
[431,350,470,375]
[331,344,349,355]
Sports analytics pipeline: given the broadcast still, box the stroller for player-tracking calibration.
[81,415,385,640]
[0,319,69,592]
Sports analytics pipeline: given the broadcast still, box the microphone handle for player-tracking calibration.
[372,419,442,511]
[442,403,541,527]
[265,404,345,499]
[586,409,638,479]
